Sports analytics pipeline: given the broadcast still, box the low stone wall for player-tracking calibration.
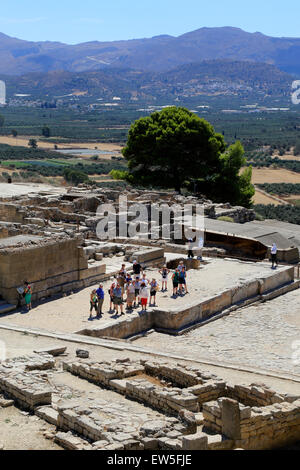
[203,391,300,450]
[56,398,187,450]
[238,400,300,449]
[1,353,299,450]
[63,359,226,418]
[77,266,296,340]
[0,202,26,223]
[226,383,286,407]
[0,354,54,410]
[126,378,199,413]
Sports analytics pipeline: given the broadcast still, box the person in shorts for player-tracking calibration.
[112,283,124,316]
[178,266,189,295]
[150,279,159,306]
[134,277,141,307]
[139,282,149,312]
[159,266,170,291]
[89,289,98,319]
[172,269,180,296]
[117,264,127,299]
[24,281,32,312]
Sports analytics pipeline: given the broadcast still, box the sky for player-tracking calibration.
[0,0,299,44]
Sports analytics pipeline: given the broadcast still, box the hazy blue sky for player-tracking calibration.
[0,0,299,44]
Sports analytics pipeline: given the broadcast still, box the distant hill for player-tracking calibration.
[0,27,300,75]
[1,60,293,101]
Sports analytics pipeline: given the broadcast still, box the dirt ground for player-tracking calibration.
[251,168,300,184]
[0,135,122,152]
[0,406,61,450]
[253,188,283,205]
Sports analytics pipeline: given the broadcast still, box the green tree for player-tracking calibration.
[28,139,38,149]
[63,168,90,186]
[0,115,4,127]
[199,141,254,207]
[122,107,226,193]
[120,107,254,206]
[42,126,51,138]
[294,141,300,156]
[11,129,18,138]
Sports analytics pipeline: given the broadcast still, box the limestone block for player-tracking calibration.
[221,399,241,440]
[182,432,208,450]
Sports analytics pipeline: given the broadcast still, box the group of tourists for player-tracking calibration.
[88,260,189,319]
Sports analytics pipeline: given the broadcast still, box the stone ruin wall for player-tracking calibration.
[0,235,107,304]
[0,353,299,451]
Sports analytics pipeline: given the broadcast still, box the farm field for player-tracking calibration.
[272,153,300,161]
[251,168,300,184]
[253,188,283,206]
[0,136,122,153]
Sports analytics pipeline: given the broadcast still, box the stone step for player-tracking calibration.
[0,303,16,314]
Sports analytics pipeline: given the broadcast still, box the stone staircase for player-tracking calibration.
[0,299,16,315]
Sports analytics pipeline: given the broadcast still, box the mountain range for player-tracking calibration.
[1,60,293,102]
[0,27,300,76]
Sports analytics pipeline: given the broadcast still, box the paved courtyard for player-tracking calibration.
[135,288,300,376]
[0,258,283,333]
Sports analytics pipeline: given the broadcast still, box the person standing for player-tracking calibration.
[89,289,98,319]
[134,277,141,307]
[96,283,104,317]
[112,283,124,316]
[109,279,116,313]
[187,238,194,259]
[179,266,189,295]
[271,243,278,269]
[177,261,186,272]
[150,279,159,306]
[197,236,204,260]
[133,260,143,279]
[159,266,170,291]
[126,280,135,311]
[117,264,127,299]
[139,282,149,312]
[172,269,180,296]
[24,281,32,312]
[141,273,150,287]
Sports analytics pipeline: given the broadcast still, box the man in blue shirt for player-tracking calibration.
[96,284,104,317]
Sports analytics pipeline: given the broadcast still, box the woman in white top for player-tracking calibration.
[139,282,149,312]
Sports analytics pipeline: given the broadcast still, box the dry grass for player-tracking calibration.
[0,136,122,152]
[253,189,283,206]
[251,168,300,184]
